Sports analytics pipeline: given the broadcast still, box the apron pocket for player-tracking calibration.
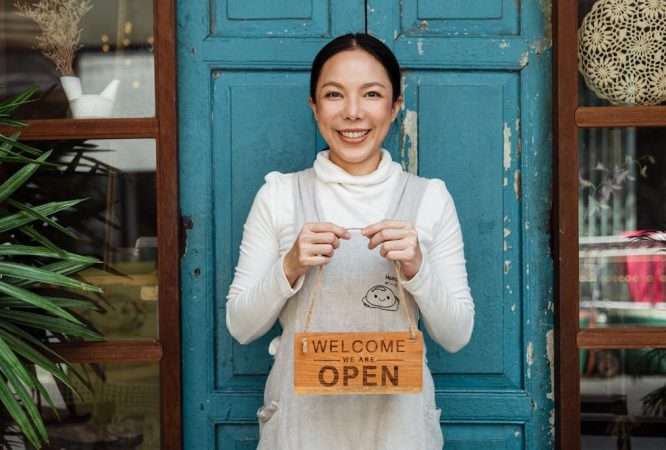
[424,406,444,450]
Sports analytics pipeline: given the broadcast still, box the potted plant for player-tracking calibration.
[14,0,120,118]
[0,87,105,448]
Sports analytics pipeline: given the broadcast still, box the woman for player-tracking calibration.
[226,33,474,449]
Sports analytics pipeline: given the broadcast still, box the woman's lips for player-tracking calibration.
[337,129,370,144]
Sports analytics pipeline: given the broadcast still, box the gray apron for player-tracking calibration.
[257,168,444,450]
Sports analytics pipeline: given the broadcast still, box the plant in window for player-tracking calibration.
[14,0,120,119]
[579,154,654,218]
[0,87,104,448]
[14,0,92,78]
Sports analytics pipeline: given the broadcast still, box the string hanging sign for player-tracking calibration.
[294,261,423,395]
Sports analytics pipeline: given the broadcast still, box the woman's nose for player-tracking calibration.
[343,96,362,120]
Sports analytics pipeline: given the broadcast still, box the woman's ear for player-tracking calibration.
[308,97,318,121]
[391,96,404,122]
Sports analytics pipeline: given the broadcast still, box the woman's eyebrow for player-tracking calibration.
[320,81,386,89]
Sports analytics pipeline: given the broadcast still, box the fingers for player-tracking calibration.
[362,220,410,238]
[366,226,417,250]
[378,239,417,260]
[307,222,351,239]
[304,231,341,249]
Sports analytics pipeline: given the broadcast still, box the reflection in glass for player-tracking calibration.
[579,128,666,328]
[0,0,155,118]
[15,139,158,339]
[580,348,666,449]
[5,362,160,449]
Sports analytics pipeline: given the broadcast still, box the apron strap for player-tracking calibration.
[294,168,322,228]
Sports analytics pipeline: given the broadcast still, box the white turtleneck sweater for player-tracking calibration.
[226,150,475,353]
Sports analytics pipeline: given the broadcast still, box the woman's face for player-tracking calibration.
[309,49,403,175]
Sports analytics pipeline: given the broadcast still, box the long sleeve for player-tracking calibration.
[225,173,304,344]
[401,180,475,352]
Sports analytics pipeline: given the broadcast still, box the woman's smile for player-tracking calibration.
[338,128,371,143]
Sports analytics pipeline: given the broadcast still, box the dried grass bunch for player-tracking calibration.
[15,0,93,77]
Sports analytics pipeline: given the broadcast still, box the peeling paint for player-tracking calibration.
[504,228,511,238]
[503,177,508,187]
[514,431,521,438]
[504,260,511,274]
[511,303,516,312]
[526,341,535,379]
[518,51,529,67]
[499,40,510,49]
[503,123,512,170]
[401,110,418,174]
[546,329,555,401]
[515,119,521,160]
[417,39,424,56]
[514,169,521,199]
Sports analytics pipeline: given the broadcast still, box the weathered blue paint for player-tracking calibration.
[179,0,553,447]
[369,0,554,447]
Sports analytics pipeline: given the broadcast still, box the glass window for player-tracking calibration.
[15,139,158,339]
[579,127,666,328]
[35,362,158,450]
[1,0,155,119]
[580,348,666,449]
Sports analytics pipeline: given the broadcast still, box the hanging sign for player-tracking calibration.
[294,331,423,395]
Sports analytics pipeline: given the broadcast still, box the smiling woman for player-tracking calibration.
[307,41,402,175]
[225,33,475,450]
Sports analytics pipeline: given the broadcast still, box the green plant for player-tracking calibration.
[0,87,104,448]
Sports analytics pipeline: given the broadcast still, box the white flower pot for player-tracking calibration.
[60,76,120,118]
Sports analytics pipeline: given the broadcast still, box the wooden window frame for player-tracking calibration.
[0,0,181,448]
[554,0,666,448]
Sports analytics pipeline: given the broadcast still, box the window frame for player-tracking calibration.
[0,0,181,448]
[554,0,666,448]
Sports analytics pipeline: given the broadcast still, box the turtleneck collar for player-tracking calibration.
[313,149,399,186]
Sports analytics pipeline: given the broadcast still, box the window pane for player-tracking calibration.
[580,348,666,449]
[4,362,160,449]
[16,139,158,340]
[577,0,666,107]
[1,0,155,118]
[579,128,666,328]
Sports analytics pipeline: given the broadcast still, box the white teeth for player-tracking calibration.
[340,130,369,139]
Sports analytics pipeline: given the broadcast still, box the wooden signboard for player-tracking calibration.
[294,331,423,395]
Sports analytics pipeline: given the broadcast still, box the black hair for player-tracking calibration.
[309,33,401,104]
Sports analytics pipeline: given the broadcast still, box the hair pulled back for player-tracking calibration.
[310,33,401,104]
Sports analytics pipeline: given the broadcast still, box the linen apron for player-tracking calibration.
[257,168,444,450]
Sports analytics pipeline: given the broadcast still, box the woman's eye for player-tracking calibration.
[324,92,341,98]
[366,91,382,98]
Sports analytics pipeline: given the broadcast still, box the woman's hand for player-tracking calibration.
[283,222,351,287]
[362,220,422,279]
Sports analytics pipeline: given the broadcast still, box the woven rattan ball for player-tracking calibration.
[578,0,666,105]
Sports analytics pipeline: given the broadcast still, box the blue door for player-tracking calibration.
[179,1,553,448]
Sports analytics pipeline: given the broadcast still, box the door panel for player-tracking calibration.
[179,1,365,448]
[402,0,518,34]
[212,71,318,391]
[180,0,552,447]
[368,0,553,447]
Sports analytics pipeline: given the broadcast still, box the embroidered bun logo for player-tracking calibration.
[362,286,399,311]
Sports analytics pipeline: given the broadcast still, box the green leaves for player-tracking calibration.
[0,86,103,448]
